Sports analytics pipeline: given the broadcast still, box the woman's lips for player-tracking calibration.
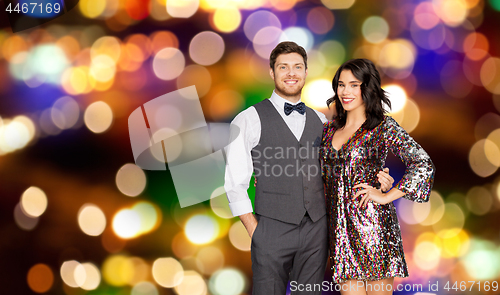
[342,97,354,104]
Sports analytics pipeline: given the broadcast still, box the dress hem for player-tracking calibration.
[332,274,409,284]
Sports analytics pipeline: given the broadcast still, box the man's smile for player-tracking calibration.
[284,79,299,85]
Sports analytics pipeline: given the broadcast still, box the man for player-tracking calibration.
[224,41,393,294]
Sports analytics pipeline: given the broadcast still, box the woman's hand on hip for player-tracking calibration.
[353,183,391,208]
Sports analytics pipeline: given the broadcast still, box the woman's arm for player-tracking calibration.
[353,183,405,208]
[353,117,435,207]
[384,116,435,202]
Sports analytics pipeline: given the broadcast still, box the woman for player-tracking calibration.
[320,59,435,295]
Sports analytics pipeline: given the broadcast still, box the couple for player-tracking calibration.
[224,41,435,295]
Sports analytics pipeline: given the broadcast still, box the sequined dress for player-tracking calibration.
[320,116,435,284]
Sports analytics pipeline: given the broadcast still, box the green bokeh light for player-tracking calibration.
[490,0,500,11]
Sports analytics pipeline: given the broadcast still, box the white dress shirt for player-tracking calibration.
[224,91,328,217]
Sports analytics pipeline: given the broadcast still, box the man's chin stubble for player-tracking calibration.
[276,86,303,97]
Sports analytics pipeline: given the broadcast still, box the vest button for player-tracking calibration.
[305,200,310,204]
[304,186,308,190]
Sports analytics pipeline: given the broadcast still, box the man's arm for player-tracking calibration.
[224,108,260,237]
[239,213,258,237]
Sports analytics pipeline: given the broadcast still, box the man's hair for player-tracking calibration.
[269,41,308,70]
[327,58,391,130]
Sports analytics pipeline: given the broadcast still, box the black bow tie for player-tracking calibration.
[284,102,306,115]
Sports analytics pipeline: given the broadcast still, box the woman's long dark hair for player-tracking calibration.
[326,58,391,130]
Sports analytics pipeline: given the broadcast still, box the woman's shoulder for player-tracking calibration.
[383,115,402,128]
[384,115,395,122]
[368,116,395,136]
[380,115,409,138]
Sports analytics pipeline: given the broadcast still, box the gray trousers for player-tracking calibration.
[251,213,328,295]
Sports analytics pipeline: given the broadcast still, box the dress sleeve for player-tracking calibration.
[384,116,435,203]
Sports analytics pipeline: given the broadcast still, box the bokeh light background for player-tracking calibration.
[0,0,500,294]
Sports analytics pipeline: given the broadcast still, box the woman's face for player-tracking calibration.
[337,69,364,113]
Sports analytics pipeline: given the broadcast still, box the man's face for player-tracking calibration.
[269,53,308,102]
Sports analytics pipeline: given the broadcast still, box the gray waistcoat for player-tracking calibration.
[251,99,326,225]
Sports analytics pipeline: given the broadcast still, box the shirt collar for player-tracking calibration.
[270,90,303,110]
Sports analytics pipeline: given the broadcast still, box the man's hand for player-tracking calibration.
[239,212,258,238]
[377,167,394,192]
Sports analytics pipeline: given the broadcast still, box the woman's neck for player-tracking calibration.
[345,106,366,127]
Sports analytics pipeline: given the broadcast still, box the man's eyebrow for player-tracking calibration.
[276,62,304,66]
